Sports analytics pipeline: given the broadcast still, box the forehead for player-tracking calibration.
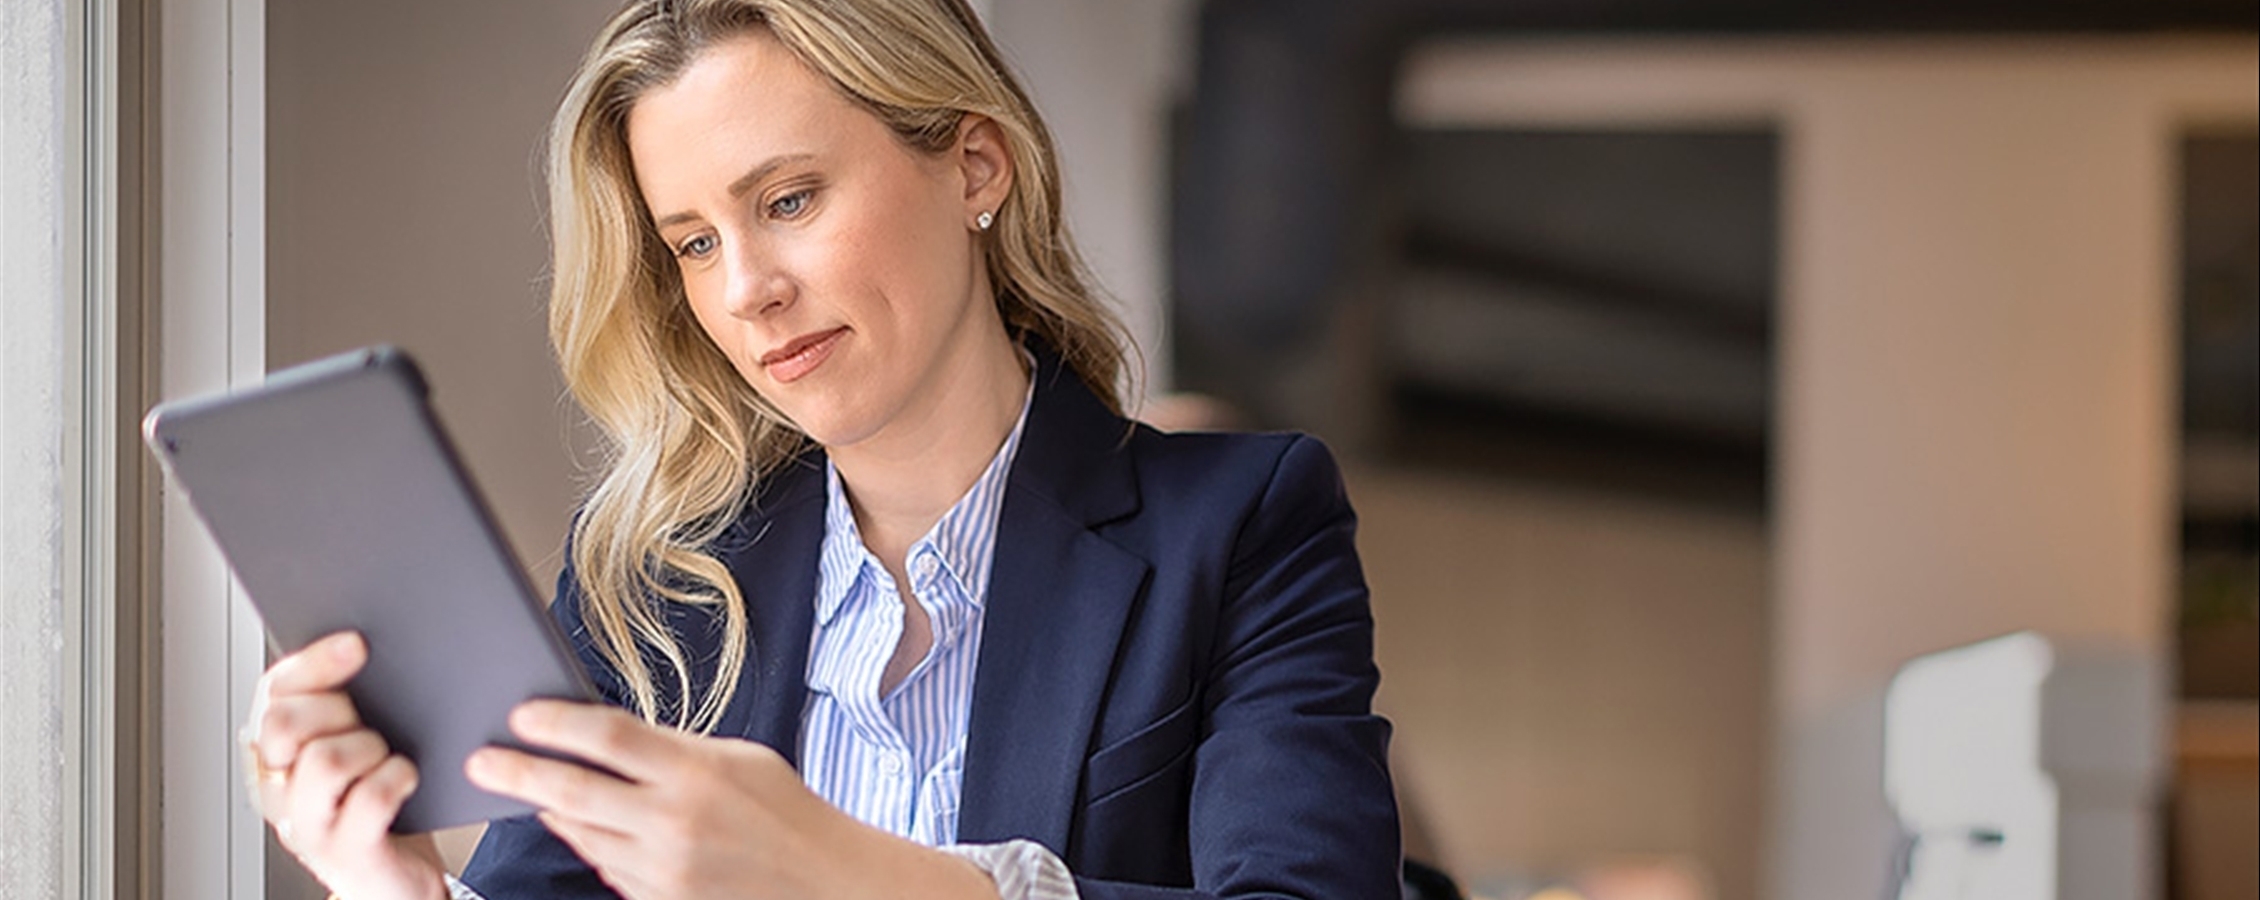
[624,30,880,206]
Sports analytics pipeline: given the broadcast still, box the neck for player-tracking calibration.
[828,325,1029,565]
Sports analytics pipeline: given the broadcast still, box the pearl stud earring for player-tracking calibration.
[976,210,995,231]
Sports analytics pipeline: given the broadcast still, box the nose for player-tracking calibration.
[720,236,795,320]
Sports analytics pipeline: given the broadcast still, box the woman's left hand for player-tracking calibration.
[465,700,998,900]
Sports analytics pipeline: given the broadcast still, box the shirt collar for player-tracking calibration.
[812,369,1035,627]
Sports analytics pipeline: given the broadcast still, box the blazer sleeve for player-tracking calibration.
[457,560,624,900]
[1078,435,1402,900]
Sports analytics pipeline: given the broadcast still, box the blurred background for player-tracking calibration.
[247,1,2254,899]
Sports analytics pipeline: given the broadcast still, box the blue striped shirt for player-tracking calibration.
[446,381,1078,899]
[799,385,1031,846]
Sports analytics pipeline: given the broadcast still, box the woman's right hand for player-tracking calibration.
[245,631,449,900]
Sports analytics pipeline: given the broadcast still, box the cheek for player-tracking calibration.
[675,286,765,388]
[678,285,731,349]
[799,212,921,332]
[840,200,973,330]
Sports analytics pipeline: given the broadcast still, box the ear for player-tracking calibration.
[955,114,1014,227]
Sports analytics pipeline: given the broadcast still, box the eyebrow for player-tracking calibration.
[651,152,817,230]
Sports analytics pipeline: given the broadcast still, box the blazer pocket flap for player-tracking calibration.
[1083,695,1199,804]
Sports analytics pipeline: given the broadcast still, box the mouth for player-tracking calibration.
[759,326,849,384]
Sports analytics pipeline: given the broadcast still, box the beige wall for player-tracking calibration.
[268,0,621,592]
[266,0,624,892]
[1774,42,2252,900]
[983,0,1192,396]
[1404,36,2259,900]
[1773,37,2255,708]
[1356,468,1770,899]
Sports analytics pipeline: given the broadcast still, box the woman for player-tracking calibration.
[242,1,1398,897]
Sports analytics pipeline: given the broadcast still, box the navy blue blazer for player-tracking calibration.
[462,350,1400,899]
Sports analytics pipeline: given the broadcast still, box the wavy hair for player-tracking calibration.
[547,0,1131,731]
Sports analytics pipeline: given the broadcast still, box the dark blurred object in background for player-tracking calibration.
[2170,130,2258,900]
[2176,132,2259,703]
[1383,129,1776,509]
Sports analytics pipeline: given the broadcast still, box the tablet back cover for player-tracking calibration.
[146,346,594,833]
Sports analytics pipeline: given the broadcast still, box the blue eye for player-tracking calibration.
[677,234,717,259]
[770,189,812,219]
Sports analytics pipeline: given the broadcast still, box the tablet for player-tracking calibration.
[145,346,597,833]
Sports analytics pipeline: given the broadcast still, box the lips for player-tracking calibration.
[759,326,848,384]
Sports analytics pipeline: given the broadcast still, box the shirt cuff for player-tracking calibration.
[443,872,485,900]
[938,839,1080,900]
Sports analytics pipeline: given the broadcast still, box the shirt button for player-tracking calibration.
[880,753,904,776]
[914,554,939,580]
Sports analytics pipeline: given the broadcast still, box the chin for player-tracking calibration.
[772,398,883,451]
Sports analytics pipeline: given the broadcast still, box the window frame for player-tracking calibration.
[153,0,272,896]
[58,0,123,895]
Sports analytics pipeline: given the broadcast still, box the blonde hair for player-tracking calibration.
[548,0,1131,731]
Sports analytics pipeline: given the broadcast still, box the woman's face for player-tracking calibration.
[625,30,1011,449]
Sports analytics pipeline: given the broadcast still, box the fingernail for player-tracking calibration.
[331,632,362,661]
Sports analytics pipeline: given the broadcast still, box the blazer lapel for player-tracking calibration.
[713,454,827,764]
[956,353,1150,849]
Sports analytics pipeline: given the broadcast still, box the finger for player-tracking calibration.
[466,746,650,831]
[285,729,390,851]
[263,632,368,698]
[506,700,678,782]
[331,754,420,849]
[537,809,638,858]
[254,692,364,772]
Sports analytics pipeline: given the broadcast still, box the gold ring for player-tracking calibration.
[238,727,289,809]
